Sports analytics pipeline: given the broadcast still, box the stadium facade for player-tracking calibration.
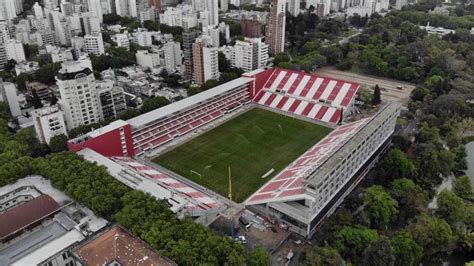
[68,67,400,237]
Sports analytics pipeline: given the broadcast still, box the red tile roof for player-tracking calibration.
[74,225,176,266]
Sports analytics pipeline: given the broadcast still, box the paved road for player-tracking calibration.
[314,67,416,105]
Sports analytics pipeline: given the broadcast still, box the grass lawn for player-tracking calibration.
[153,108,332,202]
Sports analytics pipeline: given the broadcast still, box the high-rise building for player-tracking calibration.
[0,81,21,117]
[0,0,18,20]
[241,16,263,38]
[220,0,228,11]
[33,2,44,19]
[31,105,68,144]
[56,60,101,130]
[5,39,25,63]
[287,0,300,16]
[81,15,101,35]
[163,41,182,72]
[88,0,104,22]
[83,32,105,55]
[202,26,220,47]
[48,9,69,46]
[182,29,200,79]
[148,0,161,11]
[192,37,219,85]
[206,0,219,26]
[96,80,127,120]
[232,37,268,72]
[266,0,286,55]
[0,22,9,69]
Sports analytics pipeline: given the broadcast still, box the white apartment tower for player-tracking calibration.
[206,0,219,26]
[83,32,105,55]
[5,39,25,63]
[163,41,182,72]
[287,0,300,16]
[56,61,101,130]
[0,81,21,117]
[31,105,68,144]
[233,38,268,72]
[0,0,18,20]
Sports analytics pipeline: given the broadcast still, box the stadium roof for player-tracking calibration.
[73,225,176,266]
[127,77,253,128]
[0,194,60,240]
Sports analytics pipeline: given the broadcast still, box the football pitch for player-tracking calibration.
[153,108,332,203]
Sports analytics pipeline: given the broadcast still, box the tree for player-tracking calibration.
[363,185,399,229]
[50,94,58,105]
[390,231,423,266]
[389,178,428,222]
[334,225,379,259]
[201,79,221,91]
[436,190,465,225]
[248,247,269,266]
[273,53,290,66]
[362,237,395,266]
[382,149,416,180]
[372,84,382,105]
[34,63,61,85]
[49,134,68,153]
[140,96,170,114]
[218,52,231,72]
[24,44,39,60]
[409,213,455,255]
[32,89,43,109]
[4,59,17,72]
[453,175,473,200]
[301,246,344,266]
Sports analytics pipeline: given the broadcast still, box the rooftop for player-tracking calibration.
[0,194,60,241]
[126,77,253,128]
[74,225,176,266]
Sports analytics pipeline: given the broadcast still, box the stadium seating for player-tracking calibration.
[112,157,220,215]
[246,118,369,205]
[253,68,359,124]
[132,86,251,155]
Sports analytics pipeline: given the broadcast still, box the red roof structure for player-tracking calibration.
[0,194,60,241]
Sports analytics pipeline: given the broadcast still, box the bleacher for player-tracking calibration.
[253,68,359,124]
[132,85,251,156]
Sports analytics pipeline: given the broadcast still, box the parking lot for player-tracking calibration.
[314,67,416,105]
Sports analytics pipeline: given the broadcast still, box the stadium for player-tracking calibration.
[69,67,400,237]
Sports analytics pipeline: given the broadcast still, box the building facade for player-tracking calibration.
[265,0,286,55]
[31,105,68,144]
[97,80,127,120]
[245,103,401,237]
[56,61,101,130]
[192,38,219,85]
[83,32,105,55]
[233,37,268,72]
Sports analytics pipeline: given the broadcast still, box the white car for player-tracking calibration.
[235,236,246,244]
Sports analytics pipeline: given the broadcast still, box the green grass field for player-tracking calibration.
[153,108,332,202]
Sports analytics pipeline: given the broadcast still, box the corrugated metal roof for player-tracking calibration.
[0,194,60,241]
